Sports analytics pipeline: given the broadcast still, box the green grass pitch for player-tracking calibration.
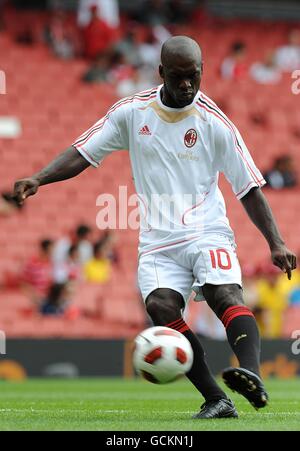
[0,378,299,431]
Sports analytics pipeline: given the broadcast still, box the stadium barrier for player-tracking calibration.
[0,338,299,380]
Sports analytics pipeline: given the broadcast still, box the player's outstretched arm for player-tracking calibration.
[240,187,297,279]
[13,146,90,205]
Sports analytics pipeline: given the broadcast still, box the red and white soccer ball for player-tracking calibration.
[133,326,194,384]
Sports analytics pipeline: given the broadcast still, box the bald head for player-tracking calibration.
[161,36,202,67]
[159,36,202,108]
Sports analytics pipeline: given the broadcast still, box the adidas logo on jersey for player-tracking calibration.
[139,125,151,135]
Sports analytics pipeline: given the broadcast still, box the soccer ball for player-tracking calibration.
[133,326,194,384]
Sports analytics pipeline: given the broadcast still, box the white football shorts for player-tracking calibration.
[138,234,242,304]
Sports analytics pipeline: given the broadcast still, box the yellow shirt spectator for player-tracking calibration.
[256,268,299,337]
[84,257,111,283]
[84,240,112,283]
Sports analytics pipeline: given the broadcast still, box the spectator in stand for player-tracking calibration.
[22,239,54,304]
[131,0,169,26]
[0,191,23,217]
[40,281,79,317]
[190,298,226,340]
[53,244,82,284]
[166,0,190,24]
[109,50,135,84]
[101,229,120,267]
[277,254,300,306]
[116,65,154,97]
[275,29,300,73]
[84,240,112,283]
[250,51,282,85]
[256,263,287,338]
[264,155,297,189]
[83,49,135,85]
[138,28,162,69]
[44,9,75,59]
[221,41,247,81]
[82,5,116,60]
[78,0,120,29]
[114,29,141,67]
[82,54,110,83]
[53,224,93,266]
[241,263,260,311]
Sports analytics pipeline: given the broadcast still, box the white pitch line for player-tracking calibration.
[0,409,300,417]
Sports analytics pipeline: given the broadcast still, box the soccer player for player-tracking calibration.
[13,36,297,419]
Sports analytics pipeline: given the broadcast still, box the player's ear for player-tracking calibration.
[159,64,164,80]
[200,61,204,76]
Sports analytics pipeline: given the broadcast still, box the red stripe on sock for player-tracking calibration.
[172,320,185,331]
[166,318,184,329]
[221,306,255,329]
[177,324,190,333]
[221,305,245,323]
[166,318,190,333]
[224,311,255,328]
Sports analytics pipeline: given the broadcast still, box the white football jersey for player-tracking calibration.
[73,85,265,256]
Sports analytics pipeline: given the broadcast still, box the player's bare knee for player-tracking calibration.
[145,289,183,325]
[203,283,244,319]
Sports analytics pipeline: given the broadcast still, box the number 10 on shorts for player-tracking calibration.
[209,249,232,270]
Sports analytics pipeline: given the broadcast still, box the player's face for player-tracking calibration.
[160,60,202,108]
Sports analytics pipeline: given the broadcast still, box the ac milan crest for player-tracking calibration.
[184,129,197,148]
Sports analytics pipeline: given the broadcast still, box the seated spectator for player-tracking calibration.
[0,191,23,217]
[109,50,135,84]
[220,41,247,81]
[277,257,300,306]
[114,30,141,67]
[22,239,54,304]
[131,0,169,26]
[116,65,154,97]
[241,263,260,310]
[44,9,75,59]
[82,5,116,60]
[40,282,75,316]
[53,244,82,284]
[101,229,120,267]
[250,51,282,85]
[275,29,300,72]
[82,54,110,83]
[264,155,297,189]
[84,240,112,283]
[53,223,93,266]
[256,263,286,338]
[137,27,171,69]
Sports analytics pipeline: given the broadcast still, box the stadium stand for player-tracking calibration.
[0,7,299,337]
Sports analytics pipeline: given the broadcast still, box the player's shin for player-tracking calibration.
[165,318,227,401]
[221,306,261,375]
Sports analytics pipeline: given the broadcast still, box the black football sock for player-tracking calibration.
[166,318,227,402]
[221,306,261,376]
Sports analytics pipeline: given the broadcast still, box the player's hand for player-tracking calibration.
[13,177,40,205]
[271,245,297,280]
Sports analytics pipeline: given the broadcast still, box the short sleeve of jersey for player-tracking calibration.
[215,120,266,199]
[72,102,128,167]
